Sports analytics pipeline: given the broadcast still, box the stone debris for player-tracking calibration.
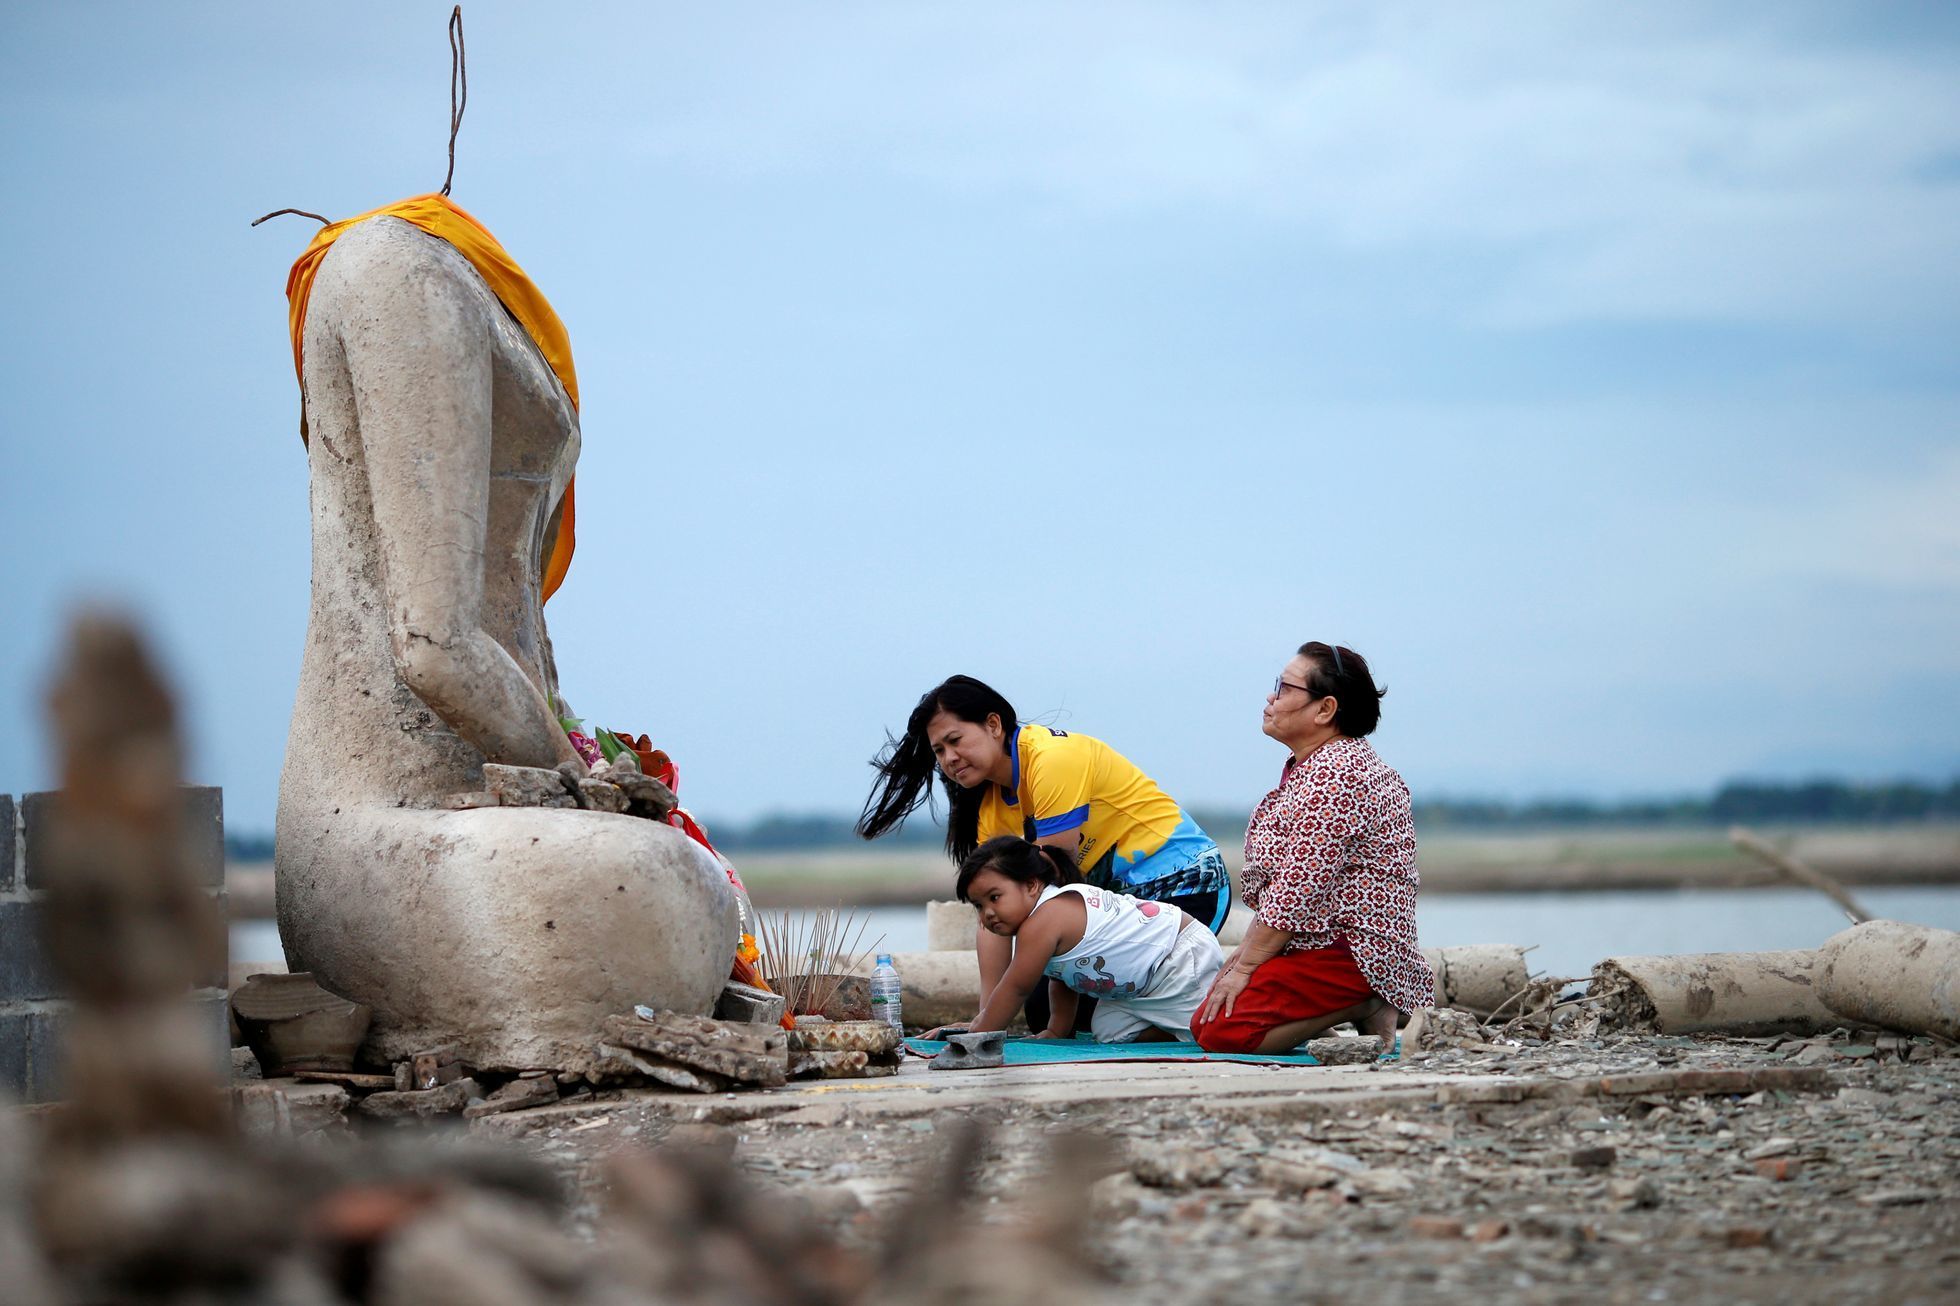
[1400,1005,1493,1053]
[1409,1215,1466,1239]
[412,1043,465,1090]
[1570,1144,1617,1169]
[463,1074,563,1119]
[931,1029,1007,1070]
[359,1076,485,1120]
[467,755,682,823]
[713,983,785,1028]
[1257,1157,1349,1192]
[1303,1033,1391,1065]
[482,763,577,809]
[1606,1176,1662,1209]
[584,750,680,820]
[235,1079,353,1138]
[575,1010,788,1092]
[714,979,787,1026]
[1343,1167,1414,1198]
[1132,1144,1228,1190]
[571,776,629,813]
[294,1069,397,1091]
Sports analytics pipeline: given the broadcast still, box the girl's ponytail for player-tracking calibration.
[1033,841,1083,886]
[956,835,1080,902]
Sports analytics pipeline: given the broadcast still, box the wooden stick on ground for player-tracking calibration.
[1730,826,1873,924]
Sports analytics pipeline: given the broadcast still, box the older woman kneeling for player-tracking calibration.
[1191,642,1434,1054]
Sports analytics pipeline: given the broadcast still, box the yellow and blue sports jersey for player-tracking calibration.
[975,725,1227,903]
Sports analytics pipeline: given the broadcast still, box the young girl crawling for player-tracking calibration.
[939,835,1225,1043]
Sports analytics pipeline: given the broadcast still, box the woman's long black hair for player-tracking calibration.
[856,675,1017,864]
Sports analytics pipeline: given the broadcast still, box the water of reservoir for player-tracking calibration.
[234,885,1960,983]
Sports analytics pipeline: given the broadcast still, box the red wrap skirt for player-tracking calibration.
[1190,937,1374,1053]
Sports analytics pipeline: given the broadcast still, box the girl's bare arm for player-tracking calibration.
[969,896,1082,1033]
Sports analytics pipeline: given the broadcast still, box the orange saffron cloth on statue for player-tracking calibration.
[282,193,578,602]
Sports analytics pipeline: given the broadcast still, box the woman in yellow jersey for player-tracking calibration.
[857,675,1230,1031]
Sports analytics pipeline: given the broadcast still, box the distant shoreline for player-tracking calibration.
[224,821,1960,916]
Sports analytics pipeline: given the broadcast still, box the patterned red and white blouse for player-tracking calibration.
[1241,736,1435,1014]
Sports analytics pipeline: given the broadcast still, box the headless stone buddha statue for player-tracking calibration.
[275,214,737,1070]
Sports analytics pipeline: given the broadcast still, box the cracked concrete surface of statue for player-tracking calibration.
[275,216,737,1069]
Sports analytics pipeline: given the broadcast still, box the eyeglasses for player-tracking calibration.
[1272,678,1317,698]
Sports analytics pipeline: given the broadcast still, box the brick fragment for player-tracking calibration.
[1408,1216,1464,1239]
[1571,1145,1617,1170]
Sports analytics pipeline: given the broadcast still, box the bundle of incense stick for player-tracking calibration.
[752,908,885,1017]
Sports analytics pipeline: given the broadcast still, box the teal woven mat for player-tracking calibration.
[902,1033,1324,1067]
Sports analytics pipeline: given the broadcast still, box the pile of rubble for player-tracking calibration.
[233,1004,908,1136]
[447,754,678,818]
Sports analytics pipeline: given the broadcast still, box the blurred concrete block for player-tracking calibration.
[22,785,225,890]
[0,900,57,1001]
[1,794,16,892]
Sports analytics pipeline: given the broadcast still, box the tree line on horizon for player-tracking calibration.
[220,774,1960,861]
[707,774,1960,852]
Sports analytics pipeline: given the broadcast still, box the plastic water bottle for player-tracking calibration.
[870,953,904,1031]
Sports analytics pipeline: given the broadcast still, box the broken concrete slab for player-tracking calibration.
[579,1011,788,1090]
[931,1030,1006,1071]
[715,980,786,1027]
[572,778,629,814]
[462,1075,561,1119]
[481,764,577,809]
[357,1077,483,1120]
[1304,1034,1390,1065]
[235,1079,351,1138]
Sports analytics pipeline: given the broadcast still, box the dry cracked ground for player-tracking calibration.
[482,1030,1960,1306]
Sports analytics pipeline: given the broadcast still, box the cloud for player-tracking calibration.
[1727,445,1960,592]
[603,4,1960,331]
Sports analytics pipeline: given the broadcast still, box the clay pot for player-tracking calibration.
[231,972,371,1076]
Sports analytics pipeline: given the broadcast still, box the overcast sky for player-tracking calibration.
[2,3,1957,835]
